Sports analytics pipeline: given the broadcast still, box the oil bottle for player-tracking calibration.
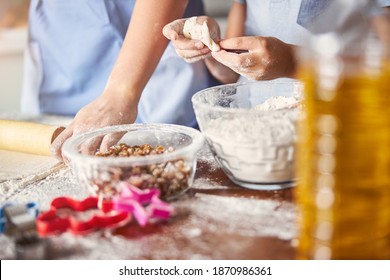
[296,0,390,259]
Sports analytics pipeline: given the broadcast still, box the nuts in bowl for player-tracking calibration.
[62,123,204,200]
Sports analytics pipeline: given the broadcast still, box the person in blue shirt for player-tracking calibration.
[21,0,218,160]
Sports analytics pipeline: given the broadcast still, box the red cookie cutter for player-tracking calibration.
[36,196,130,236]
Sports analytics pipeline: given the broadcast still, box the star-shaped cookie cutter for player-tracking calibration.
[104,182,174,227]
[36,196,130,236]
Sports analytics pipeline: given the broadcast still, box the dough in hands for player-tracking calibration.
[183,16,220,52]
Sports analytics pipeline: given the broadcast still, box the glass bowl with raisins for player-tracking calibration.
[62,123,204,200]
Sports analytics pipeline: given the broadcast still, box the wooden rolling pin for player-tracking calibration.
[0,119,65,156]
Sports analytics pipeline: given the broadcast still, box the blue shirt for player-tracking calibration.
[22,0,219,128]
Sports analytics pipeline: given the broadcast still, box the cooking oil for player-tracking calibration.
[296,62,390,259]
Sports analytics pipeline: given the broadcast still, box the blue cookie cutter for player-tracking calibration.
[0,202,39,233]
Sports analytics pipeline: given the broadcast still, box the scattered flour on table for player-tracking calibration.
[0,150,59,183]
[196,143,220,173]
[3,167,90,208]
[191,177,229,190]
[1,173,297,259]
[181,194,297,240]
[141,194,297,259]
[0,162,66,202]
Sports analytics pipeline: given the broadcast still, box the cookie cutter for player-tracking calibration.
[108,182,174,227]
[36,196,130,236]
[0,201,48,259]
[0,202,39,234]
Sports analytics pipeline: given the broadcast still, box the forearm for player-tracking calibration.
[225,1,246,39]
[104,0,188,103]
[205,2,246,83]
[285,44,299,79]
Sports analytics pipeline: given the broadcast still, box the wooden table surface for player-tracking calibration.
[0,144,297,260]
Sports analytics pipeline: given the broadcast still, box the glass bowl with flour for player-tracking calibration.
[192,79,303,190]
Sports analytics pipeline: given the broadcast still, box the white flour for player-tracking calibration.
[254,96,299,111]
[204,96,299,183]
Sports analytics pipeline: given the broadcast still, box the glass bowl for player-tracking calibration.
[62,123,204,200]
[192,79,303,190]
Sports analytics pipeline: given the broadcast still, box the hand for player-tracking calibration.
[211,36,296,80]
[50,91,138,162]
[162,16,221,63]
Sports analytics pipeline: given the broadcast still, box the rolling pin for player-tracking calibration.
[0,119,65,156]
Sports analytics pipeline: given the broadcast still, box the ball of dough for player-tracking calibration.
[183,16,220,52]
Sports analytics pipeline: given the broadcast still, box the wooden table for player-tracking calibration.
[0,142,297,260]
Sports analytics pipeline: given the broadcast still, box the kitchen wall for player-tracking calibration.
[0,28,27,113]
[204,0,232,36]
[0,0,29,113]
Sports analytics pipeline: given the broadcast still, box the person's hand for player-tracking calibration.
[212,36,297,80]
[162,16,221,63]
[50,91,138,162]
